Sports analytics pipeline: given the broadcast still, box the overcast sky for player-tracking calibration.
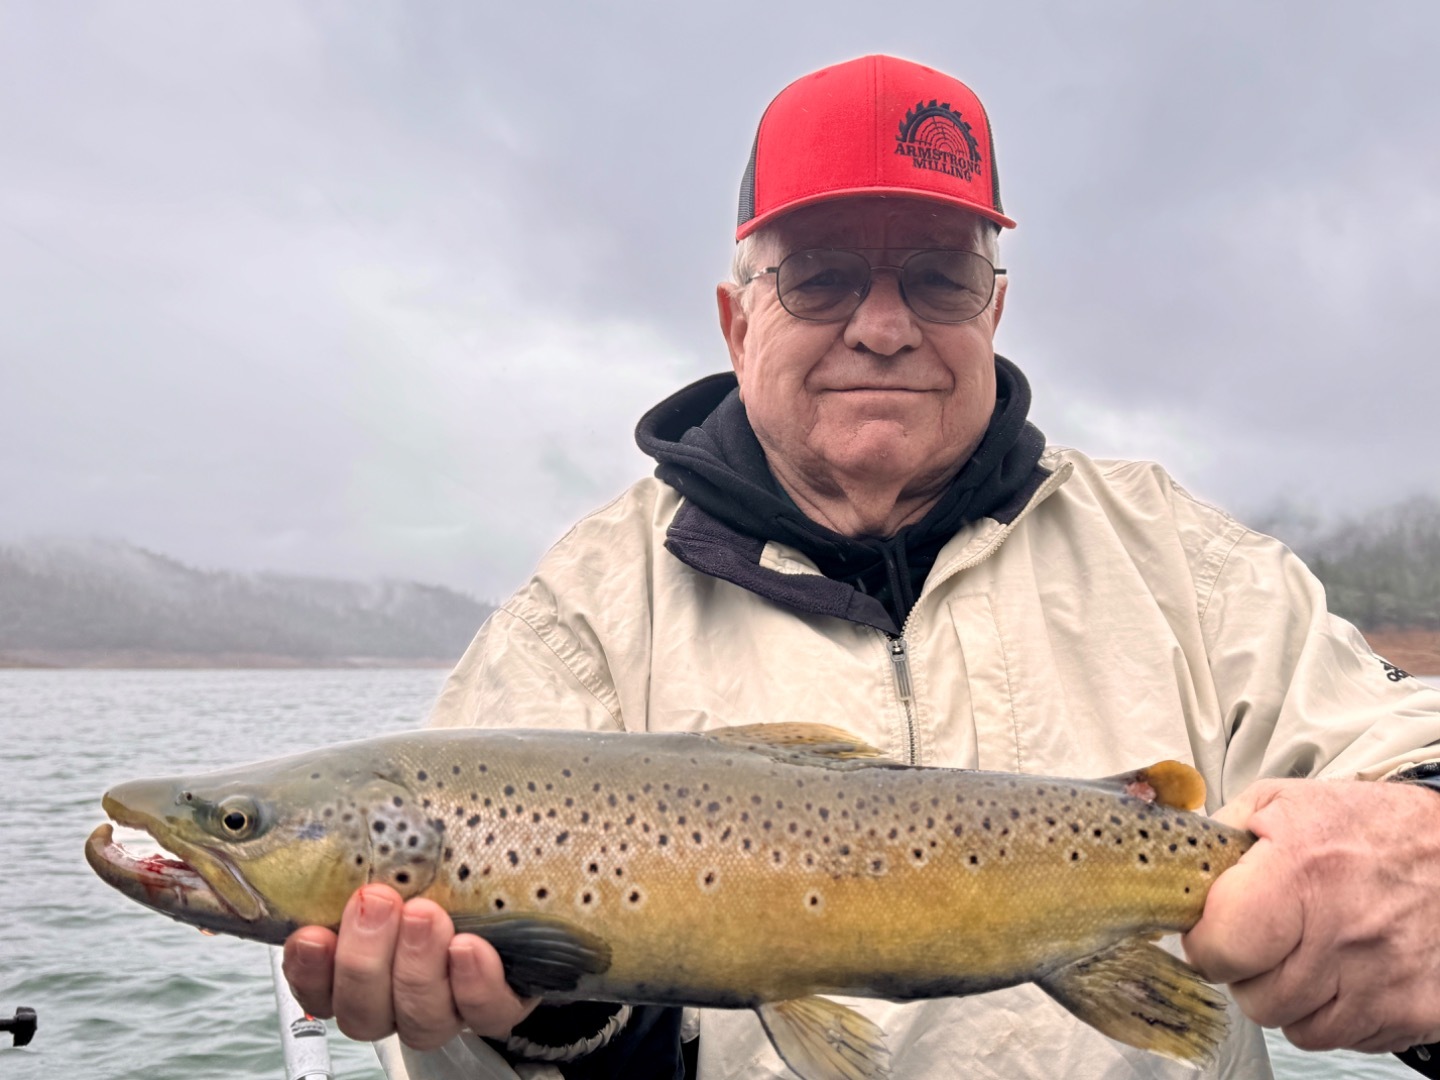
[2,3,1437,600]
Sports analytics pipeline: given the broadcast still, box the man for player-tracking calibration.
[285,55,1440,1079]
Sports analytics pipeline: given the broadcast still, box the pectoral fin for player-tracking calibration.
[1036,937,1229,1064]
[755,997,891,1080]
[450,914,612,997]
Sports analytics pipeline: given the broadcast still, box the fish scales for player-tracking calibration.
[391,733,1231,1005]
[87,723,1252,1078]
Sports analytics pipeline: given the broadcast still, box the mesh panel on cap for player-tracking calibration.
[736,132,759,228]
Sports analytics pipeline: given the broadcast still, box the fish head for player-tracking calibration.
[87,741,441,944]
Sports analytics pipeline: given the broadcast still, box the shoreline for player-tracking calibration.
[0,650,455,670]
[1360,629,1440,677]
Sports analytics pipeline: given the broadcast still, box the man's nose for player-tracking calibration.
[843,269,923,356]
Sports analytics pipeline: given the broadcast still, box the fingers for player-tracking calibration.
[330,885,404,1041]
[1187,778,1440,1055]
[1181,843,1303,985]
[391,901,464,1050]
[449,934,541,1039]
[283,925,338,1018]
[289,887,535,1050]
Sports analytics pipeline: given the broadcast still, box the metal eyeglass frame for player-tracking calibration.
[744,248,1007,325]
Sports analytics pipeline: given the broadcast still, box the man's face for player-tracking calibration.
[718,197,1005,518]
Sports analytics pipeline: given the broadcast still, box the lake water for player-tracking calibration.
[1,668,1434,1079]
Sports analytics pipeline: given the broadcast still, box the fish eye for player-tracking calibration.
[215,796,260,839]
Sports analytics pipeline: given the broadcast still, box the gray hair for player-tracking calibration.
[731,214,1001,287]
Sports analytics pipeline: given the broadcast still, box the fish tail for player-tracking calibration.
[1036,937,1229,1064]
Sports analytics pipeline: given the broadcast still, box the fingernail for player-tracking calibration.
[356,888,395,931]
[295,938,327,967]
[400,910,431,947]
[449,942,480,978]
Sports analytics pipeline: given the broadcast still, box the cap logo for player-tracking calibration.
[895,100,982,181]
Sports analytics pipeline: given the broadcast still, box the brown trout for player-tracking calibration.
[86,723,1251,1080]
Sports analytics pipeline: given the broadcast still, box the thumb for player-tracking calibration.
[1209,778,1287,832]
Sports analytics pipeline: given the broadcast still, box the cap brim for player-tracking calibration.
[735,185,1017,241]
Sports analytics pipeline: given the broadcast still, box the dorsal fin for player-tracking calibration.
[1098,760,1206,811]
[703,723,903,768]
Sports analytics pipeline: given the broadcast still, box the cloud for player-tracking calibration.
[3,1,1438,598]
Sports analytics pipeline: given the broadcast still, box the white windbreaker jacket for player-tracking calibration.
[402,447,1440,1080]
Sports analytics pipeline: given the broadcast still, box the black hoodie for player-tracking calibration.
[635,354,1048,633]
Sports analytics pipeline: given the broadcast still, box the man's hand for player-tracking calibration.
[1183,778,1440,1054]
[282,884,539,1050]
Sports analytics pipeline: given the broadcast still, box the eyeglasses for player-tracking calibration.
[745,248,1006,325]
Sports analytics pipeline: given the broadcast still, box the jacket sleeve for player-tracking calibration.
[1192,517,1440,795]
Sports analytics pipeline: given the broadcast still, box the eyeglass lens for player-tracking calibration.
[775,249,996,324]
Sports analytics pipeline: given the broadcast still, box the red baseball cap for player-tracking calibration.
[736,54,1015,240]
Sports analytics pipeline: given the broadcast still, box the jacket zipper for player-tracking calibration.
[889,636,917,764]
[882,466,1073,767]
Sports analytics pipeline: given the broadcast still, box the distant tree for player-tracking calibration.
[1262,495,1440,630]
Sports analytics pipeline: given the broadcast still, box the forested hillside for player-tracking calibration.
[2,500,1438,670]
[1261,495,1440,630]
[0,538,492,666]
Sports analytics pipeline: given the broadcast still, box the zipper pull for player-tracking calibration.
[890,637,914,703]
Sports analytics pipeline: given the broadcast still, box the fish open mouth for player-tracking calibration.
[86,823,218,906]
[85,820,281,941]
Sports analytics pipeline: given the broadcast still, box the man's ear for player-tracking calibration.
[717,283,749,383]
[991,272,1007,332]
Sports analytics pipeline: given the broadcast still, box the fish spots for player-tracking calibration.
[698,869,720,893]
[416,770,428,782]
[458,865,471,881]
[625,886,646,910]
[804,889,825,913]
